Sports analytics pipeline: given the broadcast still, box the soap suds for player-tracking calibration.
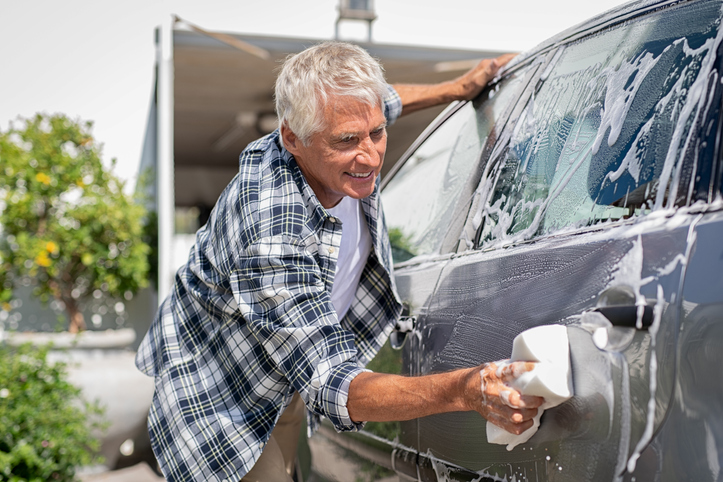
[626,283,664,473]
[592,49,664,156]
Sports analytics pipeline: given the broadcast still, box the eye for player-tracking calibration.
[371,127,386,139]
[338,135,357,145]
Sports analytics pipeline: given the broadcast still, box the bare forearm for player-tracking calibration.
[393,82,468,117]
[393,53,517,117]
[347,369,478,422]
[347,362,544,435]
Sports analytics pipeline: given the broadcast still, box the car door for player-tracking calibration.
[402,1,723,480]
[377,59,541,479]
[634,43,723,480]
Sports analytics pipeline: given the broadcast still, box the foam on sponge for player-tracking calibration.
[486,324,572,450]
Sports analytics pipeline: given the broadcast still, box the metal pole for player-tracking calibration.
[156,15,175,306]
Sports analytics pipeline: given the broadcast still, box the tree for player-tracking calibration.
[0,113,150,333]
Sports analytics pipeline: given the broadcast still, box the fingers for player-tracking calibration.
[456,53,518,101]
[519,394,545,409]
[495,53,518,68]
[484,360,533,382]
[478,360,545,434]
[485,411,535,436]
[486,53,517,77]
[483,377,543,411]
[492,389,540,419]
[480,388,539,435]
[498,385,544,409]
[498,405,539,425]
[491,362,544,409]
[496,360,536,382]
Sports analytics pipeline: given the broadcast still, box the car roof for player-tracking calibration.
[507,0,689,70]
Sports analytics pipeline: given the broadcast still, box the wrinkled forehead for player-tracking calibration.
[317,94,386,131]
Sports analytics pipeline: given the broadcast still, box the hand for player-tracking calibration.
[453,53,518,101]
[473,360,544,435]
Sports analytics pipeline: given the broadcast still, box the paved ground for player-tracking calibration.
[79,462,164,482]
[79,432,397,482]
[306,430,397,482]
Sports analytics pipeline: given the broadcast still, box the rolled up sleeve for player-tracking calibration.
[319,362,367,431]
[384,85,402,126]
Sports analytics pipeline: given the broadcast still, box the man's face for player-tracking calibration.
[282,96,387,209]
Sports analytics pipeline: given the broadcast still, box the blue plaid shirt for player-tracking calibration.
[136,86,403,481]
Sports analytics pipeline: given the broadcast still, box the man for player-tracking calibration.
[136,42,541,482]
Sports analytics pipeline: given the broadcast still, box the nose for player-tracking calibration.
[356,135,384,166]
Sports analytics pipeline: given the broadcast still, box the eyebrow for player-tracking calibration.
[333,121,388,143]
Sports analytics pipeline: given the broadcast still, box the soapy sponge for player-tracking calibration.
[486,324,573,450]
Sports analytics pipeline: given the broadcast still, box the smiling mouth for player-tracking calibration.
[348,171,373,178]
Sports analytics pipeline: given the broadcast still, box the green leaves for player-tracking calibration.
[0,113,151,332]
[0,344,105,481]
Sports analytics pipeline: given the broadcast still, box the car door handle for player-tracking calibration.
[593,305,653,330]
[390,315,417,350]
[395,315,417,333]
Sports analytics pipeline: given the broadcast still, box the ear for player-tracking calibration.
[280,123,302,155]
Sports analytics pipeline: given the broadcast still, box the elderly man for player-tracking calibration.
[136,42,541,482]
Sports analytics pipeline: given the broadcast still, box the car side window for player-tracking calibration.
[382,68,531,263]
[478,0,722,246]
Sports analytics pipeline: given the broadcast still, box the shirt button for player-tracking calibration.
[328,217,337,224]
[328,247,335,254]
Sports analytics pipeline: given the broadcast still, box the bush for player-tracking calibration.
[0,343,105,481]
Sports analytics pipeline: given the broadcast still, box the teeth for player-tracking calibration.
[349,172,371,178]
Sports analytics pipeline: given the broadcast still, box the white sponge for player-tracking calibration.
[486,324,572,450]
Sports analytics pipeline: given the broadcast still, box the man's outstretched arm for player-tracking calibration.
[347,361,543,435]
[393,53,517,116]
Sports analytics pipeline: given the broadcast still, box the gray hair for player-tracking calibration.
[275,41,388,146]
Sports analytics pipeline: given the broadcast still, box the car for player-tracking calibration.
[316,0,723,480]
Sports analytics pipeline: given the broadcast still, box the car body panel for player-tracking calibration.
[623,208,723,480]
[408,214,691,481]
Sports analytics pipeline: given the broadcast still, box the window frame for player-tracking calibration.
[381,59,543,267]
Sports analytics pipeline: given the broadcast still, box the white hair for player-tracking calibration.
[275,41,388,146]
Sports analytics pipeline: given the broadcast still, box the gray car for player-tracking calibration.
[319,0,723,480]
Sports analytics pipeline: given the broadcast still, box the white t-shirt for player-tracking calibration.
[327,197,372,319]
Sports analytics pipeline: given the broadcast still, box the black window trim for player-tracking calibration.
[382,58,546,271]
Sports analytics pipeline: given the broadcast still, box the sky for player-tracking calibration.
[1,0,632,190]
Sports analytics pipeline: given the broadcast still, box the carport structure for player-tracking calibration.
[142,18,503,298]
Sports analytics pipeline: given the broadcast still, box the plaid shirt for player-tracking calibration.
[136,86,403,481]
